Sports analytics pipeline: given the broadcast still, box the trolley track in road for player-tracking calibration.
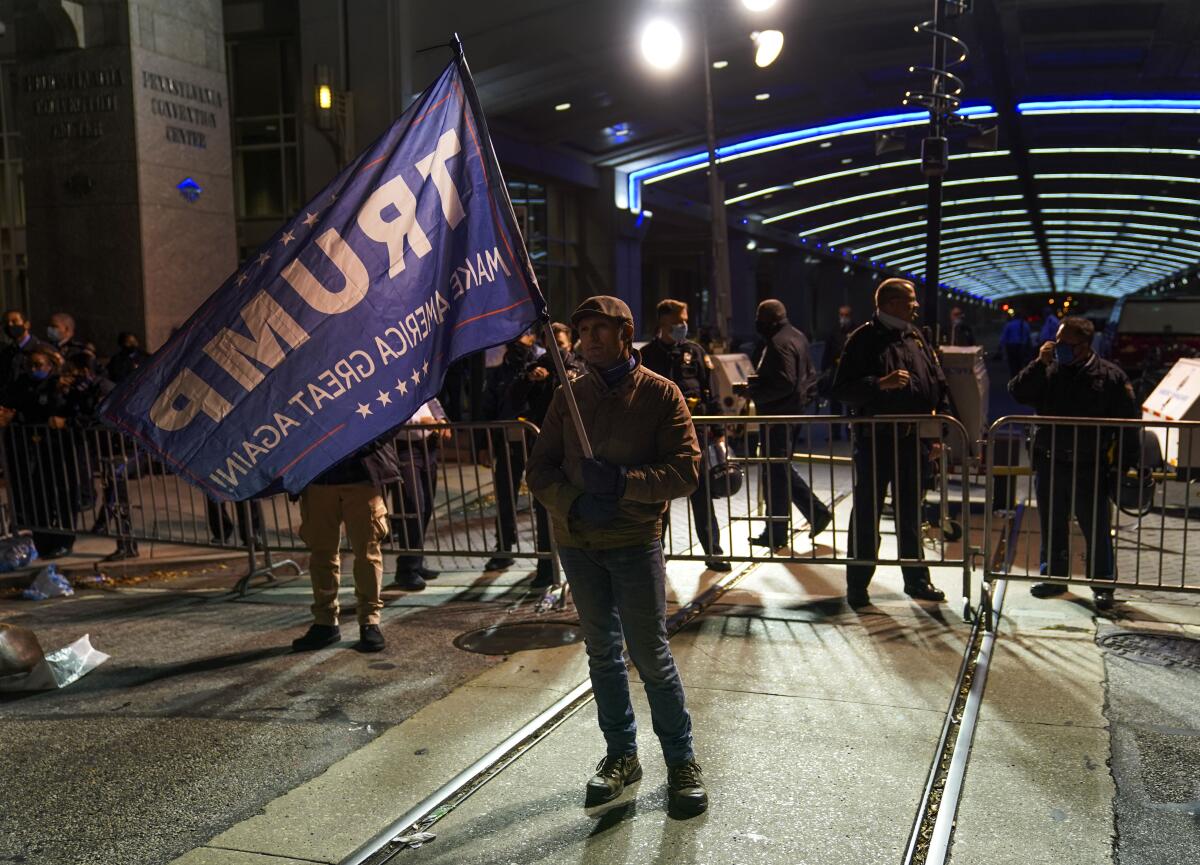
[341,557,766,865]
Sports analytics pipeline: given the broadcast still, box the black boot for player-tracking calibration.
[390,569,426,591]
[356,624,385,653]
[585,753,642,807]
[1030,582,1068,599]
[667,759,708,818]
[292,623,341,652]
[904,581,946,602]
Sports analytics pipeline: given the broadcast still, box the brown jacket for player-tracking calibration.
[527,357,700,549]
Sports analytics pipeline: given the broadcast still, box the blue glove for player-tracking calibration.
[581,458,627,497]
[570,493,621,527]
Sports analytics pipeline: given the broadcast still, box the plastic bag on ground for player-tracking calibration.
[0,634,109,692]
[21,565,74,601]
[0,535,39,573]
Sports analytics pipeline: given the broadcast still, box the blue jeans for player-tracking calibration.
[558,540,694,766]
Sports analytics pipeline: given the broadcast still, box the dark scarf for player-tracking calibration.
[599,352,638,387]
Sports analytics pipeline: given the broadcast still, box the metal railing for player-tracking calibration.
[982,415,1200,616]
[667,414,977,616]
[0,419,557,594]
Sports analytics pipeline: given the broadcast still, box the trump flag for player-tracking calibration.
[100,57,546,501]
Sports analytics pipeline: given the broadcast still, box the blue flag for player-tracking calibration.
[101,58,546,501]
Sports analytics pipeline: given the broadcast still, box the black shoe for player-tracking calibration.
[847,587,872,608]
[904,582,946,603]
[1030,582,1068,599]
[484,556,515,571]
[356,624,385,653]
[667,759,708,818]
[585,753,642,807]
[101,544,140,563]
[292,624,341,652]
[705,558,732,572]
[809,509,833,539]
[415,566,440,580]
[1093,589,1115,611]
[390,570,427,591]
[749,533,786,549]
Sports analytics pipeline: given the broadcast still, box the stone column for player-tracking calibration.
[15,0,235,352]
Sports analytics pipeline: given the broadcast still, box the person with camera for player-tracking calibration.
[641,299,730,571]
[1008,316,1140,611]
[831,278,952,608]
[526,295,708,818]
[737,299,833,549]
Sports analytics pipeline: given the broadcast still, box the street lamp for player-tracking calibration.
[637,1,782,346]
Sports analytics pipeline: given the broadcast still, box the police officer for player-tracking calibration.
[831,279,951,607]
[742,299,833,548]
[640,299,729,571]
[1008,316,1139,611]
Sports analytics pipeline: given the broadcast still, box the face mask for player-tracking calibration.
[838,316,851,327]
[669,323,688,343]
[5,325,24,340]
[755,319,776,337]
[46,326,62,343]
[1054,343,1078,365]
[30,368,50,381]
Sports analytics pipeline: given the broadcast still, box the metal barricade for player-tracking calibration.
[0,419,556,596]
[983,415,1200,620]
[669,414,976,616]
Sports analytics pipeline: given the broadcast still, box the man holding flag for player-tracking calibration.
[527,296,709,819]
[100,54,547,645]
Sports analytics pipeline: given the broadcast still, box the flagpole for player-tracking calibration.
[448,34,593,461]
[543,321,594,459]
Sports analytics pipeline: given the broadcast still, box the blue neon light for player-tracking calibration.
[625,105,995,211]
[1019,98,1200,114]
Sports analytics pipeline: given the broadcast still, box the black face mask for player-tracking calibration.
[5,325,25,341]
[755,319,778,337]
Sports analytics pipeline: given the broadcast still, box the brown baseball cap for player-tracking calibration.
[570,295,634,328]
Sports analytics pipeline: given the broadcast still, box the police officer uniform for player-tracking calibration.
[641,336,727,569]
[1009,351,1138,605]
[831,314,952,605]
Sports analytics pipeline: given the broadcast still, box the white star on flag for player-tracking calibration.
[257,251,271,266]
[394,378,408,396]
[280,230,295,246]
[302,211,319,227]
[422,359,430,376]
[235,273,248,286]
[356,403,372,418]
[376,389,392,407]
[410,368,422,386]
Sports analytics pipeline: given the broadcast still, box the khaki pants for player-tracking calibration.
[299,483,389,626]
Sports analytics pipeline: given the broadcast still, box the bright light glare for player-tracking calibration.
[742,0,777,11]
[640,19,684,70]
[755,92,771,101]
[712,60,729,69]
[555,102,571,112]
[317,85,332,110]
[753,30,784,67]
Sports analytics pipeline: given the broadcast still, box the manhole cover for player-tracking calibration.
[454,622,584,655]
[1097,631,1200,670]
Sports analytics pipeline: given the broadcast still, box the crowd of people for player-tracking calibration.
[0,285,1144,817]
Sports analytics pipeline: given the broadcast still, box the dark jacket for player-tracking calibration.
[484,341,539,421]
[747,320,819,414]
[947,320,976,346]
[107,347,148,384]
[0,335,54,393]
[831,316,953,417]
[506,349,587,428]
[311,434,403,486]
[1008,354,1139,463]
[3,373,72,424]
[527,354,700,549]
[640,337,719,414]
